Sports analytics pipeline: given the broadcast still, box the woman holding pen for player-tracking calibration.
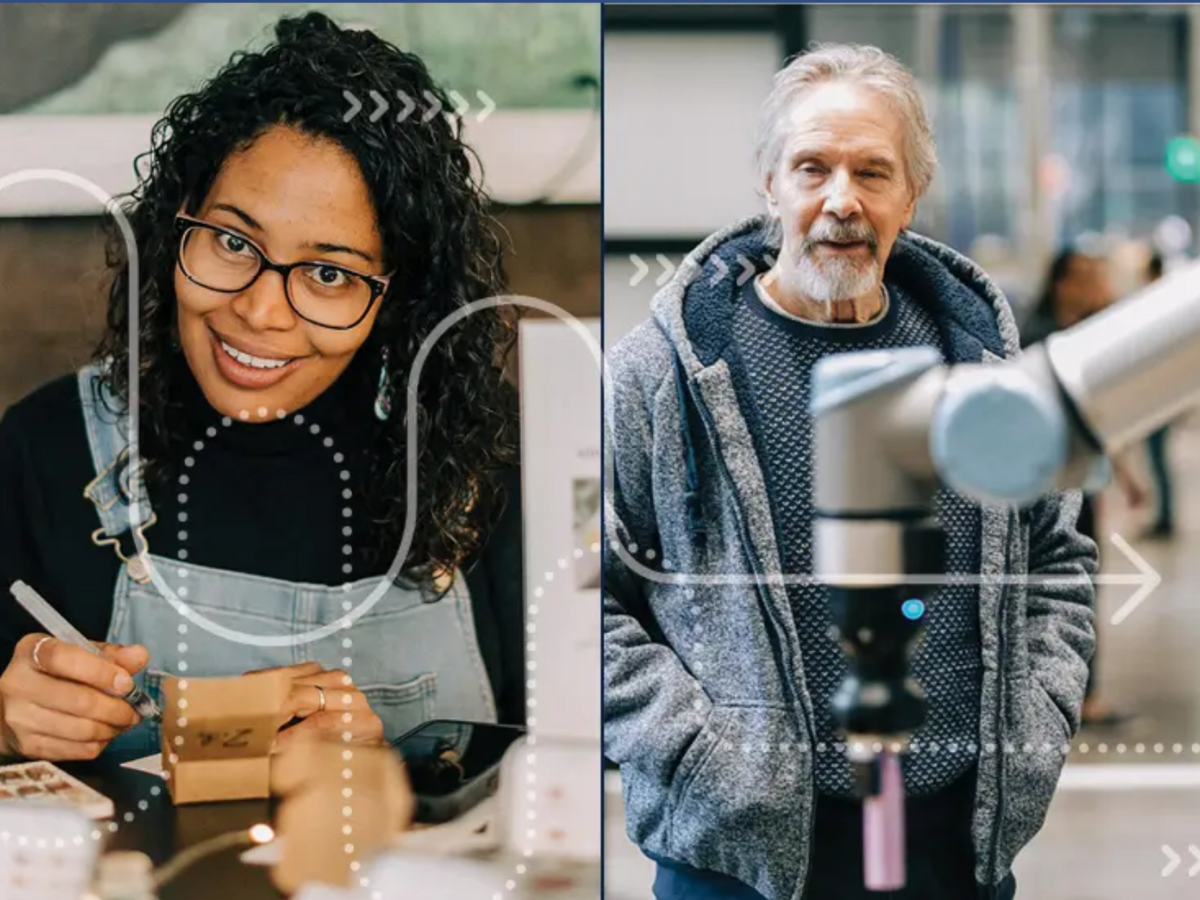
[0,13,524,761]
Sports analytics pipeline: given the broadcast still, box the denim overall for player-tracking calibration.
[75,363,497,755]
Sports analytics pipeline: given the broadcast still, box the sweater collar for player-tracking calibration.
[652,215,1015,374]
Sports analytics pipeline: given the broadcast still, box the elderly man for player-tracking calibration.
[604,43,1096,900]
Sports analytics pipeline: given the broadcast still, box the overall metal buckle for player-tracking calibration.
[91,513,157,584]
[83,447,155,583]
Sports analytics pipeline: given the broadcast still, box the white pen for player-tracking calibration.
[8,580,162,722]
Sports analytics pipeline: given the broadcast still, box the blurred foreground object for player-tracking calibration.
[813,252,1200,888]
[0,804,96,899]
[270,735,414,896]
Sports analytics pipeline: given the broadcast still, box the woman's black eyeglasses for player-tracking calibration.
[174,214,391,330]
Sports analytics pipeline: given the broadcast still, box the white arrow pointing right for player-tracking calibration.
[447,90,469,117]
[1163,844,1181,877]
[629,255,649,287]
[368,89,389,123]
[655,254,676,287]
[395,91,416,123]
[421,90,443,123]
[1107,532,1164,625]
[1188,844,1200,877]
[476,91,497,122]
[709,256,729,287]
[736,255,756,286]
[342,90,363,123]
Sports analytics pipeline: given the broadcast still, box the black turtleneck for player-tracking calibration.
[0,359,525,724]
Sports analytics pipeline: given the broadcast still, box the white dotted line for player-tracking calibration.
[84,406,356,845]
[273,411,362,874]
[694,740,1091,757]
[520,541,599,888]
[611,542,1200,765]
[1077,742,1200,756]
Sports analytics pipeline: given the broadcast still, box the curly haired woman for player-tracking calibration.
[0,12,524,760]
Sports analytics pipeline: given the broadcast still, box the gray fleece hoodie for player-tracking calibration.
[603,215,1097,900]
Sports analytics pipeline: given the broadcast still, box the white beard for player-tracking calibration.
[785,249,880,304]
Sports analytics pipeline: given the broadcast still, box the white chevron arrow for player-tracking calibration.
[447,90,469,117]
[1163,845,1180,876]
[655,254,676,287]
[1103,533,1163,625]
[421,90,443,123]
[629,255,649,287]
[368,89,389,123]
[763,253,777,268]
[395,91,417,123]
[708,256,729,287]
[1189,844,1200,877]
[476,91,496,121]
[342,90,362,123]
[736,254,756,286]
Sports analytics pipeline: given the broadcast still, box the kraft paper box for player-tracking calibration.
[160,670,290,805]
[270,736,414,895]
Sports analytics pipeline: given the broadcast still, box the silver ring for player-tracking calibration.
[31,636,53,673]
[314,684,326,713]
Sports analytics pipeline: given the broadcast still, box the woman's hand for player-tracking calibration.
[272,664,384,752]
[0,634,148,761]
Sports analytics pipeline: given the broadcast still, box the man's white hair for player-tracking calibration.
[755,43,937,220]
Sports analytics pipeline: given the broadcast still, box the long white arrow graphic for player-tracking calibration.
[629,255,649,287]
[1189,845,1200,877]
[1163,845,1181,877]
[621,534,1162,599]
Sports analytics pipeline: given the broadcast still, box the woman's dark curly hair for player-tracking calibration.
[95,12,518,581]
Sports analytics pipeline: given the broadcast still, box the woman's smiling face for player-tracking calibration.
[174,125,387,420]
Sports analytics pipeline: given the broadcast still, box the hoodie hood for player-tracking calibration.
[651,214,1022,375]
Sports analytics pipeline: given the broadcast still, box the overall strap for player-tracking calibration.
[78,361,155,580]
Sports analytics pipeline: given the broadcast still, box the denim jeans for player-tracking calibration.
[653,768,1018,900]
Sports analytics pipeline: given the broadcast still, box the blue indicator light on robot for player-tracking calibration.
[902,599,925,620]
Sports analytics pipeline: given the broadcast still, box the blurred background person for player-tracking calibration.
[1021,249,1146,728]
[1143,253,1178,539]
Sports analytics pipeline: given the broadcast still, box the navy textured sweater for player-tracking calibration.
[732,277,983,798]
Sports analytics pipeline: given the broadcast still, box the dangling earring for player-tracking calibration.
[374,346,394,422]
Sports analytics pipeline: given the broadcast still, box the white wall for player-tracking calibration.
[0,110,598,216]
[603,31,781,238]
[604,28,783,346]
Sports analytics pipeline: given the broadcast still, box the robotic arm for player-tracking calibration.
[811,258,1200,890]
